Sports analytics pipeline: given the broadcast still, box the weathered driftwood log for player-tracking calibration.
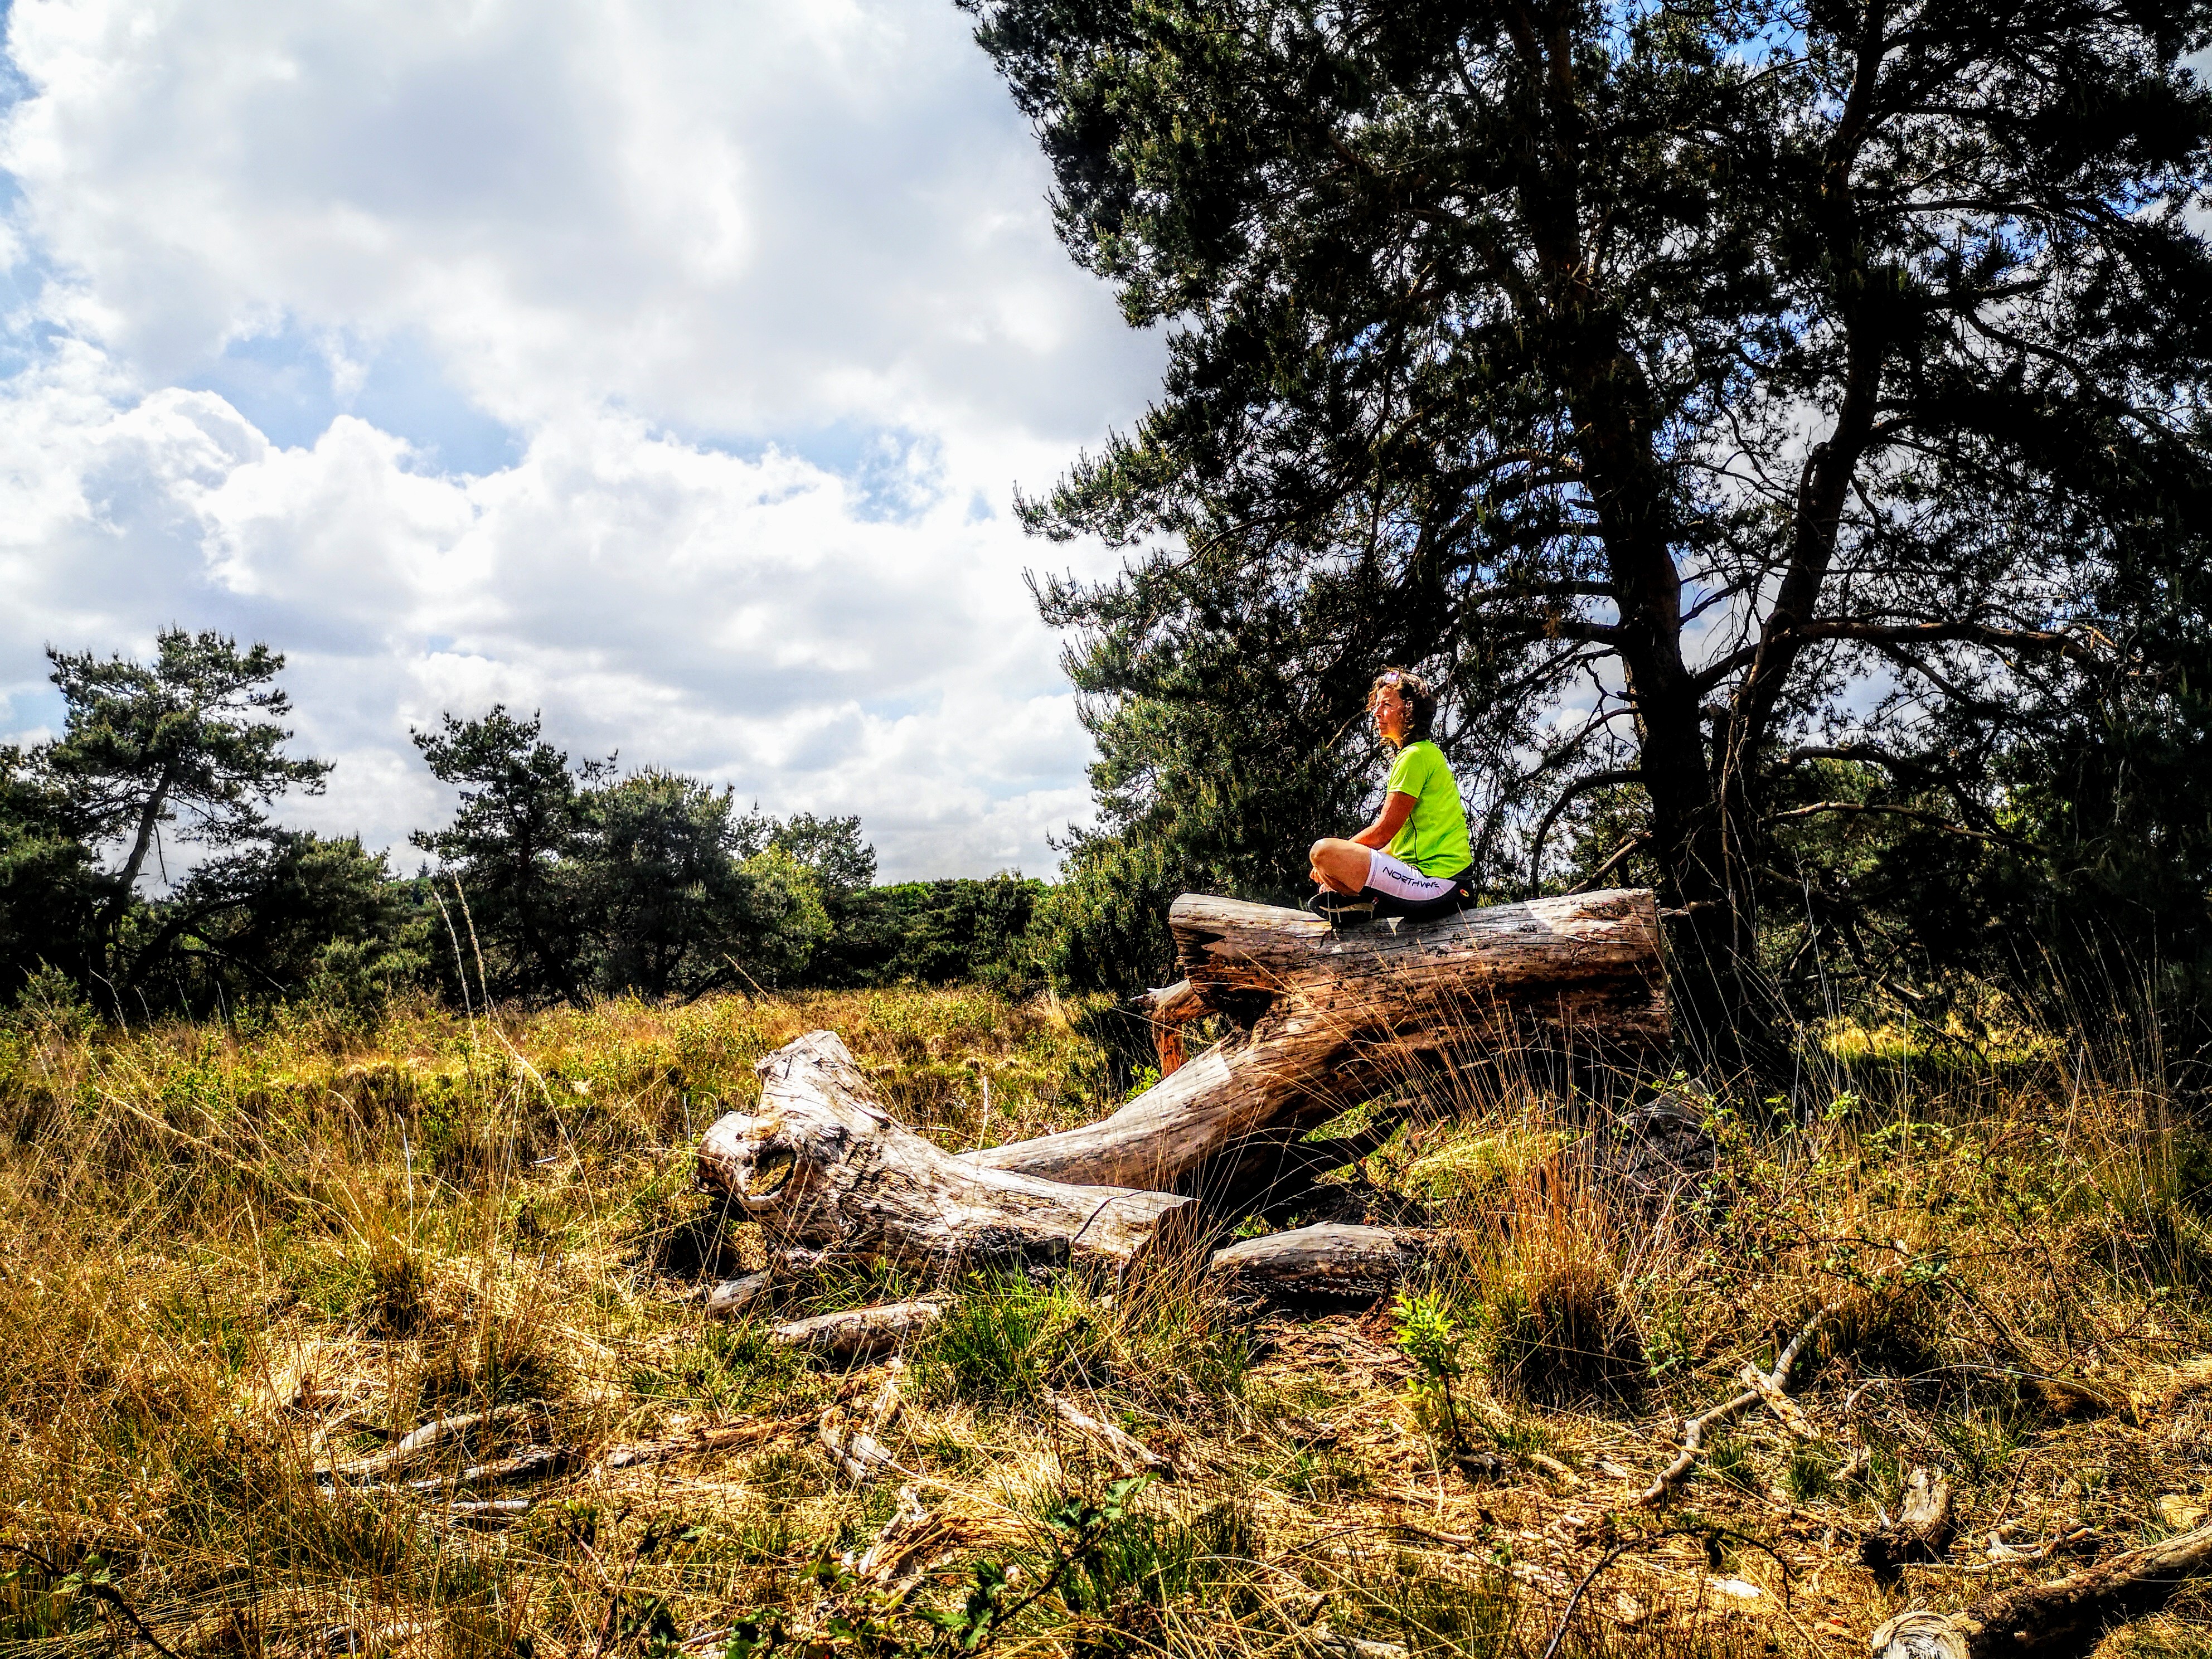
[772,1300,947,1361]
[972,889,1669,1195]
[1870,1518,2212,1657]
[696,1031,1190,1268]
[1207,1223,1427,1300]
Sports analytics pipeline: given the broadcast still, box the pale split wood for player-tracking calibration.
[965,1038,1272,1191]
[1139,979,1207,1025]
[702,1273,772,1317]
[1861,1467,1957,1575]
[598,1417,789,1472]
[1046,1389,1171,1476]
[1983,1522,2100,1564]
[317,1405,534,1482]
[1867,1611,1970,1659]
[846,1483,944,1595]
[770,1299,947,1361]
[399,1445,577,1492]
[821,1360,906,1486]
[1739,1360,1820,1439]
[1636,1390,1759,1508]
[696,1030,1190,1267]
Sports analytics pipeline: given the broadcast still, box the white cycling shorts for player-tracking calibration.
[1363,848,1461,903]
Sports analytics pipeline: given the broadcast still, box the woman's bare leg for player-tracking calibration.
[1308,838,1374,896]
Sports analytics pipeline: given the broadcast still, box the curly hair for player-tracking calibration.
[1370,667,1437,745]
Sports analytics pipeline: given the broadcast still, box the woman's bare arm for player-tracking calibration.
[1352,791,1417,851]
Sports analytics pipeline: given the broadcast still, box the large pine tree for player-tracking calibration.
[966,0,2212,1042]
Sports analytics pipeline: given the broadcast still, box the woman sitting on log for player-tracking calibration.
[1308,667,1476,924]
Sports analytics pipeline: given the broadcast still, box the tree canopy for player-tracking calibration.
[2,646,1034,1018]
[964,0,2212,1034]
[409,708,872,1002]
[37,629,331,958]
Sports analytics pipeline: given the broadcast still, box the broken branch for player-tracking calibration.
[1638,1308,1824,1507]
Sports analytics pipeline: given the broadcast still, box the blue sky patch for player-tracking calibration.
[185,322,522,474]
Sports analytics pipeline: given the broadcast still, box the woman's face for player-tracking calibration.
[1372,684,1408,743]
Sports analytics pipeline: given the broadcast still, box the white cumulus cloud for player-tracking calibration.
[0,0,1160,880]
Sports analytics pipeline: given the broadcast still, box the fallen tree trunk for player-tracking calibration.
[1871,1518,2212,1657]
[971,889,1668,1194]
[696,1031,1190,1268]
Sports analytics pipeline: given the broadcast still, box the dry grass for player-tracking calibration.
[3,983,2211,1657]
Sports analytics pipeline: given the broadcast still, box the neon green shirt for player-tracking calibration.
[1383,740,1473,876]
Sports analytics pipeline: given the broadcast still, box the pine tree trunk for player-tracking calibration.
[696,892,1668,1260]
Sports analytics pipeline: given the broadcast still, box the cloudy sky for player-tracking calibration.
[0,0,1164,881]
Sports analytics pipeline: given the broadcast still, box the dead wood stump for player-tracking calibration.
[696,1031,1189,1268]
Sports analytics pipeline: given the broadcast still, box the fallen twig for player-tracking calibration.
[1638,1308,1823,1507]
[1872,1517,2212,1655]
[318,1405,534,1482]
[0,1543,185,1659]
[400,1444,580,1492]
[598,1417,789,1471]
[1983,1522,2101,1564]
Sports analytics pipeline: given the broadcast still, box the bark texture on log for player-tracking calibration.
[972,890,1668,1193]
[1869,1519,2212,1658]
[1208,1224,1426,1300]
[697,1031,1189,1267]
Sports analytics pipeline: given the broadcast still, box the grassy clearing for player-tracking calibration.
[3,984,2211,1657]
